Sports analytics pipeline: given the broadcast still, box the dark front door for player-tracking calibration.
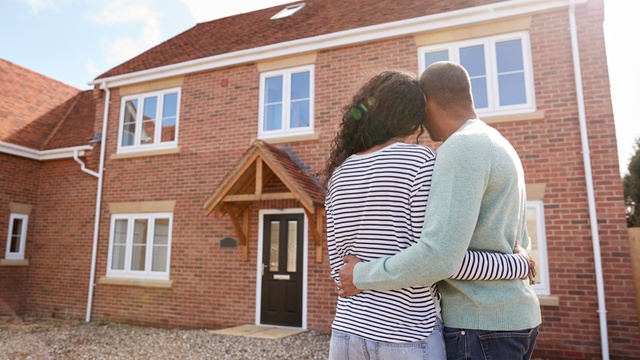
[260,213,304,327]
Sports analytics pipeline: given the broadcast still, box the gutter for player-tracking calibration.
[0,141,92,161]
[85,82,110,323]
[568,1,609,358]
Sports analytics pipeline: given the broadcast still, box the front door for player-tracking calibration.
[260,213,304,327]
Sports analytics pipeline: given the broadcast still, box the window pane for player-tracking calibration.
[114,219,128,244]
[459,45,486,77]
[111,244,126,270]
[470,78,488,109]
[141,97,157,145]
[291,72,310,100]
[526,209,540,285]
[264,104,283,131]
[498,73,527,106]
[265,76,283,103]
[152,218,169,272]
[153,219,169,245]
[425,50,449,68]
[287,221,297,273]
[112,219,128,270]
[9,218,23,253]
[269,221,280,272]
[131,219,148,271]
[162,93,177,142]
[290,100,310,128]
[496,39,524,73]
[152,246,167,272]
[122,99,138,147]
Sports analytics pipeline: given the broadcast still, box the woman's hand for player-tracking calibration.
[515,241,537,285]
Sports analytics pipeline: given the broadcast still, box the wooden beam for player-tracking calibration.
[304,207,324,263]
[224,192,298,202]
[243,207,249,261]
[255,158,263,196]
[225,205,250,262]
[225,205,247,247]
[316,208,324,263]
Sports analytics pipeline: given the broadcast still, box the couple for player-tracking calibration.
[323,62,541,360]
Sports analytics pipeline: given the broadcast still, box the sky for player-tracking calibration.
[0,0,637,177]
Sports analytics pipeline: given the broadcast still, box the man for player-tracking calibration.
[338,61,541,360]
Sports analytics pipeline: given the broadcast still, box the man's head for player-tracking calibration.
[419,61,477,141]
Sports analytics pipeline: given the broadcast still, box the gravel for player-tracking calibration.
[0,315,331,360]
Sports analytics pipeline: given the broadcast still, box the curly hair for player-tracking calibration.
[321,70,426,185]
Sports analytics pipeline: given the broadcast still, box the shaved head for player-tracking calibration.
[419,61,474,111]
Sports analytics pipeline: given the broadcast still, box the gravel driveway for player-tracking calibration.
[0,316,331,360]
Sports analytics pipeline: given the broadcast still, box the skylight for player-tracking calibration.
[271,3,305,20]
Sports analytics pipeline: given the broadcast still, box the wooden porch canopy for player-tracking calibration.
[203,140,326,262]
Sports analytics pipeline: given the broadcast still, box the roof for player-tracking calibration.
[203,140,325,216]
[96,0,504,80]
[0,59,95,150]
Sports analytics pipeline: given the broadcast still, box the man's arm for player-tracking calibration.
[338,249,531,297]
[351,136,490,291]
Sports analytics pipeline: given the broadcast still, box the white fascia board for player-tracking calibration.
[0,141,93,161]
[90,0,586,88]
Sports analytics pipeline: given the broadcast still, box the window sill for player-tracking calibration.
[537,294,559,307]
[257,133,319,145]
[110,147,181,160]
[482,110,544,124]
[98,277,173,288]
[0,259,29,266]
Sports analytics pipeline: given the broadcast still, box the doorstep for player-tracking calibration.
[211,324,306,340]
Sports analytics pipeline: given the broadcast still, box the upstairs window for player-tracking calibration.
[5,214,28,260]
[118,88,180,153]
[259,65,314,139]
[419,32,535,117]
[107,213,172,280]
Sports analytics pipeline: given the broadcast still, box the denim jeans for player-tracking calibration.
[328,318,446,360]
[443,326,539,360]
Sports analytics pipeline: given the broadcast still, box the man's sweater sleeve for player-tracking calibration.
[353,136,491,290]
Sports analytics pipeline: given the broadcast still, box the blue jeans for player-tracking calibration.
[328,318,446,360]
[443,326,539,360]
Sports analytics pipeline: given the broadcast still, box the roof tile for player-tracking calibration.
[0,59,94,150]
[97,0,505,79]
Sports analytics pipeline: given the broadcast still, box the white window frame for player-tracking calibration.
[117,88,181,154]
[258,65,315,139]
[526,201,550,295]
[5,214,28,260]
[106,213,173,280]
[418,31,535,117]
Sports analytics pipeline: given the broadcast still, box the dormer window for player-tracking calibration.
[271,3,305,20]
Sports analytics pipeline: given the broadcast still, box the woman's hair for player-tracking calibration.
[321,70,426,185]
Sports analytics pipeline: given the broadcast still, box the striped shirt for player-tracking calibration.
[326,142,529,343]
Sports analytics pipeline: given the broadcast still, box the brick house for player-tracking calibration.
[1,0,638,358]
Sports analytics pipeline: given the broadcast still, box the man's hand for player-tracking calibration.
[515,241,537,285]
[338,256,363,297]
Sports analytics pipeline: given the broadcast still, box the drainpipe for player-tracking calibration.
[85,82,110,322]
[73,150,99,178]
[569,1,609,358]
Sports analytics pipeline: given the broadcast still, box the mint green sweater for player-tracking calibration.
[353,119,541,330]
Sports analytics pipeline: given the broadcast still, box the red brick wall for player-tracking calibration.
[20,158,98,319]
[0,153,39,317]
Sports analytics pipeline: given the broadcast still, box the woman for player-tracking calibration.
[324,70,530,359]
